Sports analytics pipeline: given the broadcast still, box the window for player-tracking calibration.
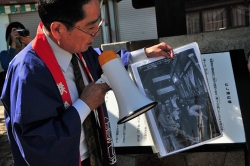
[186,1,249,34]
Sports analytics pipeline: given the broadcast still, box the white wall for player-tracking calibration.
[117,0,157,42]
[0,15,9,51]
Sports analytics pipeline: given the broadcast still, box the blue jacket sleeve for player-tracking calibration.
[94,48,131,68]
[1,50,81,166]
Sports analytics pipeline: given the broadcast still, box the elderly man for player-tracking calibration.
[1,0,174,166]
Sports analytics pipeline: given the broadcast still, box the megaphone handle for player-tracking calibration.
[96,73,111,88]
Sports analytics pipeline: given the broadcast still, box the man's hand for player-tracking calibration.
[79,82,110,110]
[145,42,174,59]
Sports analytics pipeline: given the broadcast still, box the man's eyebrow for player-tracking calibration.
[85,15,101,26]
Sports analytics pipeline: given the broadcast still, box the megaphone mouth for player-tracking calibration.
[117,101,158,124]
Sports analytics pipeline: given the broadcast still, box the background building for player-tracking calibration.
[1,0,249,50]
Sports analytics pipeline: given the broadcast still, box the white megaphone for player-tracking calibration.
[96,50,157,124]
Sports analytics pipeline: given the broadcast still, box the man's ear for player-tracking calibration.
[50,22,65,40]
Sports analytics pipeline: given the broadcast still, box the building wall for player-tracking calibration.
[117,0,157,42]
[0,14,9,51]
[102,27,250,59]
[0,0,37,5]
[160,27,250,58]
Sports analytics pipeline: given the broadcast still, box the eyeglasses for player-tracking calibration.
[57,18,105,37]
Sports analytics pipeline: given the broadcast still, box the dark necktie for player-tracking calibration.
[71,54,103,166]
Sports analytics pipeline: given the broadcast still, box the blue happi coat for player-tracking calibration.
[1,40,130,166]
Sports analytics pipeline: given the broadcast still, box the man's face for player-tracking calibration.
[58,0,101,53]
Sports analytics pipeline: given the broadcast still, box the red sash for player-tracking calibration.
[32,22,115,166]
[32,22,89,166]
[32,23,73,107]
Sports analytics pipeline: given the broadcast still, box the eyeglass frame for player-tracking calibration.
[55,18,105,37]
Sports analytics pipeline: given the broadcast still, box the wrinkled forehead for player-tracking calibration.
[76,0,101,26]
[83,0,101,17]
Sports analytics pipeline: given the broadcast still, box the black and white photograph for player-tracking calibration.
[129,42,222,157]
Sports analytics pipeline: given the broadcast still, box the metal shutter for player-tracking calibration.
[9,11,40,40]
[92,29,103,48]
[117,0,158,42]
[10,11,103,49]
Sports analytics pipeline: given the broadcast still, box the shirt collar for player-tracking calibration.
[42,27,72,72]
